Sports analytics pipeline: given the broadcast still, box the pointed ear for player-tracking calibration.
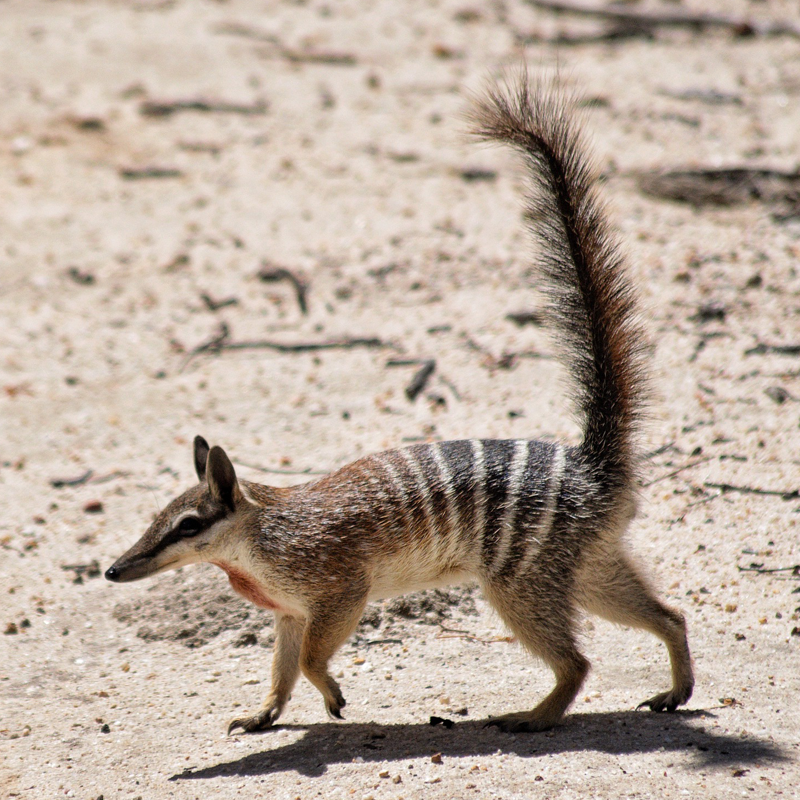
[194,435,210,482]
[206,446,238,510]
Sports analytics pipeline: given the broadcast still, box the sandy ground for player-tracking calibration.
[1,1,799,798]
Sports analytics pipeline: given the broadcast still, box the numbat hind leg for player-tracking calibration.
[578,547,694,712]
[228,613,305,734]
[485,584,589,732]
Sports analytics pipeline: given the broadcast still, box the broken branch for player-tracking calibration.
[222,337,388,353]
[257,263,309,314]
[140,98,268,117]
[704,482,799,501]
[213,22,358,64]
[50,470,93,488]
[525,0,800,38]
[745,342,800,357]
[436,624,515,645]
[119,166,183,180]
[232,459,328,476]
[737,564,800,575]
[641,456,714,487]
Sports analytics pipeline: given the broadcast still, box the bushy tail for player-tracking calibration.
[470,76,647,495]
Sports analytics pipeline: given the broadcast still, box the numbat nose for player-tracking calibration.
[105,566,120,582]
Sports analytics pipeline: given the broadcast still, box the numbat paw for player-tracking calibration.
[325,694,346,720]
[637,689,690,713]
[227,707,279,735]
[484,712,556,733]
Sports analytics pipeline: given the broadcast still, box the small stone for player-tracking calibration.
[431,752,443,764]
[100,723,110,733]
[71,116,105,132]
[83,500,104,514]
[11,136,33,155]
[379,771,390,779]
[745,273,762,288]
[67,266,96,286]
[690,302,726,323]
[765,386,790,405]
[4,622,18,635]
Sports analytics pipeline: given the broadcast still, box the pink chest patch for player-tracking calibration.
[212,562,282,611]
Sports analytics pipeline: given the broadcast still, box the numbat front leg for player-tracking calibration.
[228,613,304,734]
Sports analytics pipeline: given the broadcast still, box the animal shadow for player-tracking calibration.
[171,709,787,780]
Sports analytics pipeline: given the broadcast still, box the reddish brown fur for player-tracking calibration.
[211,561,286,611]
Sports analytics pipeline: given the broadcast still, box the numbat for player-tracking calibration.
[106,79,693,734]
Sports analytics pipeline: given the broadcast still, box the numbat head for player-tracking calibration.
[106,78,693,735]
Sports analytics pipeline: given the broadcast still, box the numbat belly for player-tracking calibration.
[105,76,693,735]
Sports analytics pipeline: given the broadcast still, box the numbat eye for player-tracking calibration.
[177,516,202,536]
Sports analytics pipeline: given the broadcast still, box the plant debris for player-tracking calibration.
[637,168,800,219]
[140,97,267,117]
[257,263,309,314]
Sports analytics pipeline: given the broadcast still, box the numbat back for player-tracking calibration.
[106,79,693,734]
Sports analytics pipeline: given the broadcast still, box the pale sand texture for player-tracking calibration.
[1,1,799,798]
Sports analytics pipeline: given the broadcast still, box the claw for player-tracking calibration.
[227,708,277,735]
[227,718,247,736]
[327,705,345,720]
[637,691,680,713]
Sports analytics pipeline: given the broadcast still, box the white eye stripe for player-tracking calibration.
[171,511,203,533]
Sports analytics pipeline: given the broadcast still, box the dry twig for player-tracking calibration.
[257,263,309,315]
[641,456,714,487]
[436,624,515,645]
[525,0,800,38]
[140,98,267,117]
[704,482,799,501]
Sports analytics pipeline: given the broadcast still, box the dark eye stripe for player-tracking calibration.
[139,511,223,561]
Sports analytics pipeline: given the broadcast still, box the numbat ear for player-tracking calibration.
[207,445,238,510]
[194,435,210,482]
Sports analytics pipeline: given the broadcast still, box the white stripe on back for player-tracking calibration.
[471,439,487,551]
[400,448,436,537]
[515,444,565,577]
[373,453,412,530]
[429,441,461,562]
